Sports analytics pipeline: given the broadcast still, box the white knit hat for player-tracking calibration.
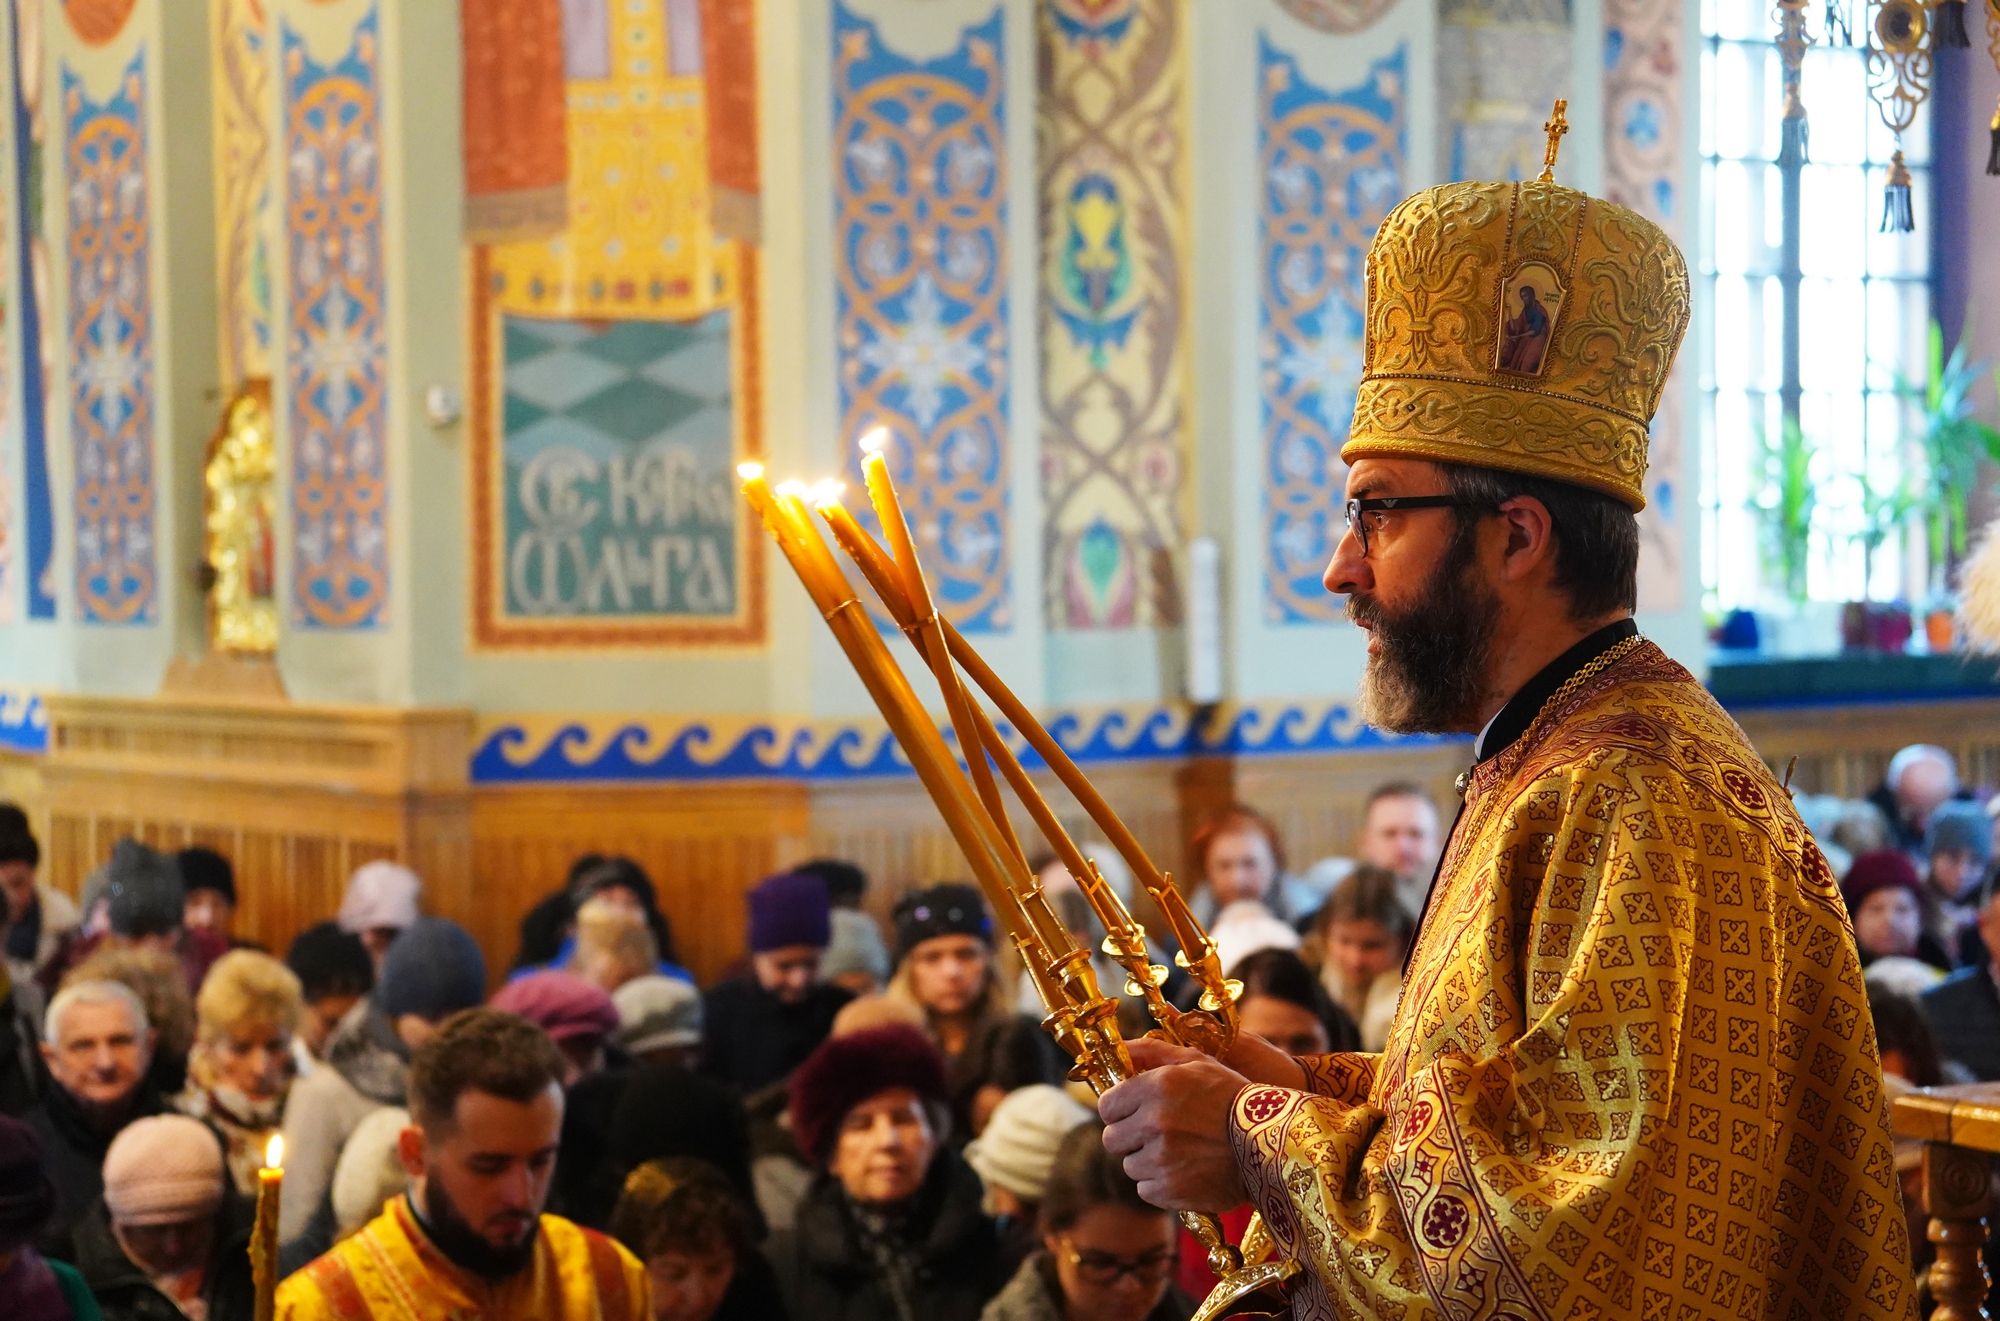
[332,1106,412,1237]
[964,1084,1094,1202]
[102,1116,225,1227]
[338,861,421,934]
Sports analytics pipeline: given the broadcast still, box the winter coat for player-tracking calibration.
[700,976,853,1093]
[276,1000,407,1242]
[767,1148,1004,1321]
[0,975,45,1116]
[980,1252,1194,1321]
[64,1184,254,1321]
[26,1080,167,1251]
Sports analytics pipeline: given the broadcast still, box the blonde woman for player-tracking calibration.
[568,894,659,994]
[177,949,303,1194]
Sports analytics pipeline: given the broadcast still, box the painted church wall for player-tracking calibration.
[0,0,1707,731]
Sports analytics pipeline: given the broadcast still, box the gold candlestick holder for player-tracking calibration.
[743,450,1300,1321]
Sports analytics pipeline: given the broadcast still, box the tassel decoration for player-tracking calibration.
[1880,150,1914,233]
[1934,0,1971,44]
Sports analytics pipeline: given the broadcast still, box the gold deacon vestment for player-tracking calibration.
[275,1195,651,1321]
[1229,640,1914,1321]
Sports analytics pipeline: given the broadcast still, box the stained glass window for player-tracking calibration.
[1698,0,1931,610]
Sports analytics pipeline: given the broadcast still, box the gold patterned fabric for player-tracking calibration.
[275,1196,649,1321]
[1229,641,1915,1321]
[1342,181,1691,510]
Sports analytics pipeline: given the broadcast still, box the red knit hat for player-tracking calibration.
[786,1024,948,1164]
[1842,849,1923,913]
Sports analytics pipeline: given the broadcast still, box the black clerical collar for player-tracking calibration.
[1473,618,1639,765]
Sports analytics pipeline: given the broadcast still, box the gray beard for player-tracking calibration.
[1352,524,1500,736]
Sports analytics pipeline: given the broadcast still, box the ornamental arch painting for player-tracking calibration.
[1259,42,1405,625]
[469,0,764,648]
[833,2,1010,634]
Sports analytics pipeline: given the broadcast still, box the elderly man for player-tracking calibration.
[1869,743,1965,855]
[67,1112,254,1318]
[277,1009,651,1319]
[28,979,165,1244]
[1101,165,1910,1320]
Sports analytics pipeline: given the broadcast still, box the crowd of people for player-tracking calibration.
[0,744,1990,1320]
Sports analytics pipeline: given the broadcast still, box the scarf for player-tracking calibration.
[848,1199,922,1321]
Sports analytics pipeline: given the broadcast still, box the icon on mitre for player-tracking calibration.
[1495,262,1565,377]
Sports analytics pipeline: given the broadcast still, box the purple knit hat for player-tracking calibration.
[747,871,832,953]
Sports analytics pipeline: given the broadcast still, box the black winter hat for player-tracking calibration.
[176,847,237,906]
[892,883,993,965]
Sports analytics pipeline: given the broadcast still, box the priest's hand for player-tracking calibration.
[1125,1031,1308,1089]
[1099,1045,1252,1212]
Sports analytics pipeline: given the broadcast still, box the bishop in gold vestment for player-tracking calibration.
[1101,131,1913,1321]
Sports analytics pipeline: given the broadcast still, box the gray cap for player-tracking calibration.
[612,974,702,1055]
[820,908,890,984]
[105,839,184,938]
[1927,800,1993,862]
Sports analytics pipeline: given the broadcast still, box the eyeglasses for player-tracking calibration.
[1057,1238,1176,1286]
[1343,495,1486,557]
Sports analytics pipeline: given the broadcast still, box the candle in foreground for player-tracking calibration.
[252,1133,283,1320]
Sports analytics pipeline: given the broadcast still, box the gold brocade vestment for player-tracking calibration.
[274,1195,651,1321]
[1230,641,1915,1321]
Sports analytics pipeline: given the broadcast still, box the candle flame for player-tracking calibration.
[736,461,765,481]
[859,428,889,456]
[265,1134,284,1170]
[774,480,811,498]
[809,480,846,507]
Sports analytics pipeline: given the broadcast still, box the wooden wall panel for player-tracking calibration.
[1731,699,2000,798]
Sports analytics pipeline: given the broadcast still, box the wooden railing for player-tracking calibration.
[1892,1083,2000,1321]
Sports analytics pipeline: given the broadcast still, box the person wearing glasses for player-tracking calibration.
[981,1121,1191,1321]
[1094,169,1910,1321]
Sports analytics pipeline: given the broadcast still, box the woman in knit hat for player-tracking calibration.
[979,1121,1192,1321]
[489,970,622,1085]
[335,861,422,972]
[886,885,1066,1141]
[67,1113,253,1321]
[962,1084,1093,1278]
[176,950,303,1196]
[1843,850,1954,972]
[0,1112,101,1320]
[769,1024,1004,1321]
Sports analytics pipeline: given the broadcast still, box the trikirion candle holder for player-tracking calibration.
[740,447,1301,1321]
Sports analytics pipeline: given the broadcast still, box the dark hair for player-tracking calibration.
[1229,947,1362,1053]
[0,804,39,868]
[1039,1121,1161,1233]
[609,1157,752,1264]
[1190,804,1288,880]
[1866,986,1946,1087]
[1364,782,1433,814]
[286,921,375,1002]
[1438,461,1638,621]
[408,1008,566,1131]
[796,859,869,907]
[1316,866,1417,945]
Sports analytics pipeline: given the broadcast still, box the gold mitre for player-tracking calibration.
[1342,162,1691,510]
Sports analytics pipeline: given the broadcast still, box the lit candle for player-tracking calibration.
[858,430,935,619]
[252,1134,283,1321]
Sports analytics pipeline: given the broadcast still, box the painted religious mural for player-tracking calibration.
[472,0,762,647]
[1260,41,1405,625]
[65,49,155,624]
[1438,0,1572,183]
[1037,0,1189,633]
[14,0,54,618]
[213,0,273,391]
[1605,0,1684,610]
[834,2,1010,633]
[283,6,389,629]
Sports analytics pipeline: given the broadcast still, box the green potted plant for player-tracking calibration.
[1906,320,2000,598]
[1752,413,1817,605]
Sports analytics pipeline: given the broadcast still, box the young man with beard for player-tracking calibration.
[1099,167,1915,1321]
[276,1009,650,1320]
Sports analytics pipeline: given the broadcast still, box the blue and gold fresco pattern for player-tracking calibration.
[1259,40,1404,625]
[65,51,156,625]
[833,3,1011,632]
[471,697,1455,784]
